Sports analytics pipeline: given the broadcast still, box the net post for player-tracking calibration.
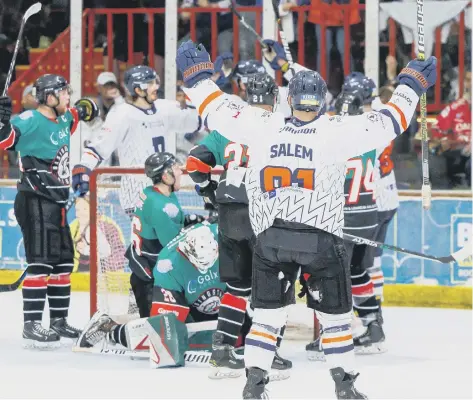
[89,168,99,317]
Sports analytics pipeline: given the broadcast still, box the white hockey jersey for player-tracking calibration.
[80,99,200,210]
[184,79,418,237]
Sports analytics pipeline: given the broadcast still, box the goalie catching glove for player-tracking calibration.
[74,98,99,122]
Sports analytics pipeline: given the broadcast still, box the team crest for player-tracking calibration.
[163,203,179,218]
[51,145,70,185]
[192,288,223,315]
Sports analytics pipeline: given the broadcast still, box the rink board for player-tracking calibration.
[0,184,471,308]
[0,269,471,309]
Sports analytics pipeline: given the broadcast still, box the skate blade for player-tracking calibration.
[23,338,61,350]
[306,350,326,362]
[268,369,290,381]
[208,366,243,379]
[355,342,387,355]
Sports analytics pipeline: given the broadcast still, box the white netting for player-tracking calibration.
[89,169,218,319]
[88,168,315,338]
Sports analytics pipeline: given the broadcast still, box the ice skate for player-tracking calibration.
[305,337,326,361]
[23,321,60,349]
[75,311,116,349]
[208,332,244,379]
[243,367,269,399]
[354,313,386,355]
[268,349,292,381]
[330,367,367,399]
[50,317,82,342]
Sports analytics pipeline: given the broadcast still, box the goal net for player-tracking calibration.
[88,167,316,339]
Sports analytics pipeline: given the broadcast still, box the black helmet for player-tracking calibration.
[33,74,70,105]
[124,65,160,97]
[246,73,278,106]
[233,60,266,84]
[145,152,178,184]
[334,90,364,116]
[288,70,327,113]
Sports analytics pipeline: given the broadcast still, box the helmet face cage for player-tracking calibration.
[178,226,219,274]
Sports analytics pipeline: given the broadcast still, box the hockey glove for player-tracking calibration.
[214,52,234,87]
[195,180,218,198]
[0,96,12,131]
[72,165,92,196]
[184,214,206,228]
[262,39,288,71]
[74,98,99,122]
[398,56,437,97]
[176,41,214,87]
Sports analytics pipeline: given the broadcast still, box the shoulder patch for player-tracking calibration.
[156,259,173,273]
[19,110,34,120]
[163,203,180,218]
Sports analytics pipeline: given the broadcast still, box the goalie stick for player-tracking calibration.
[343,232,471,264]
[416,0,432,210]
[0,190,79,293]
[230,1,268,49]
[2,2,42,96]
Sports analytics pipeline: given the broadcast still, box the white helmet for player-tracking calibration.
[178,225,218,274]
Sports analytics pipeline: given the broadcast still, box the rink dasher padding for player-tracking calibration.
[0,270,471,309]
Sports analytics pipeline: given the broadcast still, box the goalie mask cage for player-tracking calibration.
[89,167,317,339]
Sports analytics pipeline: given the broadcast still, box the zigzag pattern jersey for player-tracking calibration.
[79,100,200,210]
[184,79,419,237]
[0,109,80,204]
[152,223,225,323]
[374,142,399,212]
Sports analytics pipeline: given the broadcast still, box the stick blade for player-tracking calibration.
[451,245,472,263]
[24,2,42,20]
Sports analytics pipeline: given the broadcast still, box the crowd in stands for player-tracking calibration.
[0,0,471,189]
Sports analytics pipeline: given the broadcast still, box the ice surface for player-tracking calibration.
[0,292,471,399]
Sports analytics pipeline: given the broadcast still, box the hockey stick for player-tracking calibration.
[416,0,431,210]
[343,232,471,264]
[0,190,79,293]
[2,2,42,96]
[271,0,294,65]
[230,1,268,49]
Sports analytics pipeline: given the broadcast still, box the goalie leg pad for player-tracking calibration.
[147,313,189,368]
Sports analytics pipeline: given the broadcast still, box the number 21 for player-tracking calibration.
[260,166,315,192]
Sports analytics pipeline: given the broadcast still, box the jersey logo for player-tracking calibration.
[163,203,180,218]
[51,145,70,185]
[192,288,224,315]
[156,259,173,273]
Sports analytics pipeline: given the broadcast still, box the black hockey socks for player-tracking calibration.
[22,274,48,322]
[110,324,128,347]
[216,293,247,347]
[47,273,71,319]
[351,269,379,320]
[367,256,385,301]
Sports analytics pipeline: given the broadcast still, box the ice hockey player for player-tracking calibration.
[125,151,205,318]
[186,72,292,379]
[306,79,385,361]
[76,223,224,363]
[176,40,437,399]
[71,65,201,213]
[0,74,99,348]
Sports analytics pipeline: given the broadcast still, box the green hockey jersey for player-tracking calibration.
[4,109,80,203]
[188,130,250,204]
[344,149,378,233]
[125,185,185,281]
[152,222,225,323]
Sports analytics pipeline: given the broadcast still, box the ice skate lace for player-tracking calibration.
[33,324,53,337]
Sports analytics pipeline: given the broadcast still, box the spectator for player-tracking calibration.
[430,70,471,188]
[307,0,360,81]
